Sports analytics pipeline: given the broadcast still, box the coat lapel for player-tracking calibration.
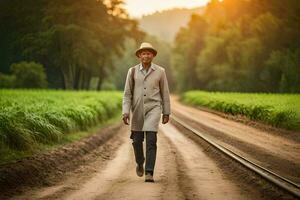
[144,64,156,79]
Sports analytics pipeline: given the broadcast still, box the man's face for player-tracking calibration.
[138,50,154,64]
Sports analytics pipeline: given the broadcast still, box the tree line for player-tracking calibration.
[172,0,300,93]
[0,0,144,89]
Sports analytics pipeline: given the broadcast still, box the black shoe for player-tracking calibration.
[136,164,144,177]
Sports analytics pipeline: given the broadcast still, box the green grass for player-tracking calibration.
[0,110,122,164]
[181,91,300,131]
[0,89,123,163]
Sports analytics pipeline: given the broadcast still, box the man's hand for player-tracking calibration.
[122,113,130,125]
[162,114,169,124]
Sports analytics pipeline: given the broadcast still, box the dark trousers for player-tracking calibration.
[130,131,157,175]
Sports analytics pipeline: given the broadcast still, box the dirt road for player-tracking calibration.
[170,95,300,184]
[4,96,299,200]
[9,122,276,200]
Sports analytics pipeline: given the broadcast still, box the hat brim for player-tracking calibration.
[135,48,157,57]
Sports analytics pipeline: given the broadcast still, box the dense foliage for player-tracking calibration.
[181,91,300,130]
[0,90,122,154]
[172,0,300,93]
[0,61,48,88]
[0,0,144,89]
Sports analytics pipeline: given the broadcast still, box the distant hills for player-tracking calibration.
[138,7,205,43]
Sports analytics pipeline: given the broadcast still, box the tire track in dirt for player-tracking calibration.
[8,117,288,200]
[171,97,300,184]
[160,123,269,200]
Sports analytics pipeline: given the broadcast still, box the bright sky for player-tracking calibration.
[124,0,210,18]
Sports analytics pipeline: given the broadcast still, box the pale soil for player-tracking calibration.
[171,95,300,184]
[6,123,270,200]
[160,124,263,200]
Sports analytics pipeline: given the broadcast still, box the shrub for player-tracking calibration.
[10,61,48,88]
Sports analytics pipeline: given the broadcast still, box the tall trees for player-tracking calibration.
[172,0,300,93]
[172,14,207,91]
[0,0,143,89]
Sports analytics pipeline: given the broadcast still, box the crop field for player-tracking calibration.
[181,91,300,131]
[0,89,122,160]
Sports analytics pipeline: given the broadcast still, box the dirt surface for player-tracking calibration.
[0,122,124,199]
[1,97,298,200]
[171,95,300,184]
[7,122,274,200]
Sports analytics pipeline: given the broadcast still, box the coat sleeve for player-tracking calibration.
[159,69,171,115]
[122,68,133,115]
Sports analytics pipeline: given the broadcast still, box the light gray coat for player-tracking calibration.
[122,63,171,132]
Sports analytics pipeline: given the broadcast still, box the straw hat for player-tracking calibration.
[135,42,157,57]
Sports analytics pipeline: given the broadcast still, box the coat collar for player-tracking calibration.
[139,63,156,71]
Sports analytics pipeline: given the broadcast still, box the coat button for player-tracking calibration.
[144,87,146,89]
[144,94,146,96]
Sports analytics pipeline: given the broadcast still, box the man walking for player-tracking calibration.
[122,42,171,182]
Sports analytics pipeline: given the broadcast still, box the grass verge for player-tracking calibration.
[181,91,300,131]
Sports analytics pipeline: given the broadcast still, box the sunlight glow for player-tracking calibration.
[124,0,210,18]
